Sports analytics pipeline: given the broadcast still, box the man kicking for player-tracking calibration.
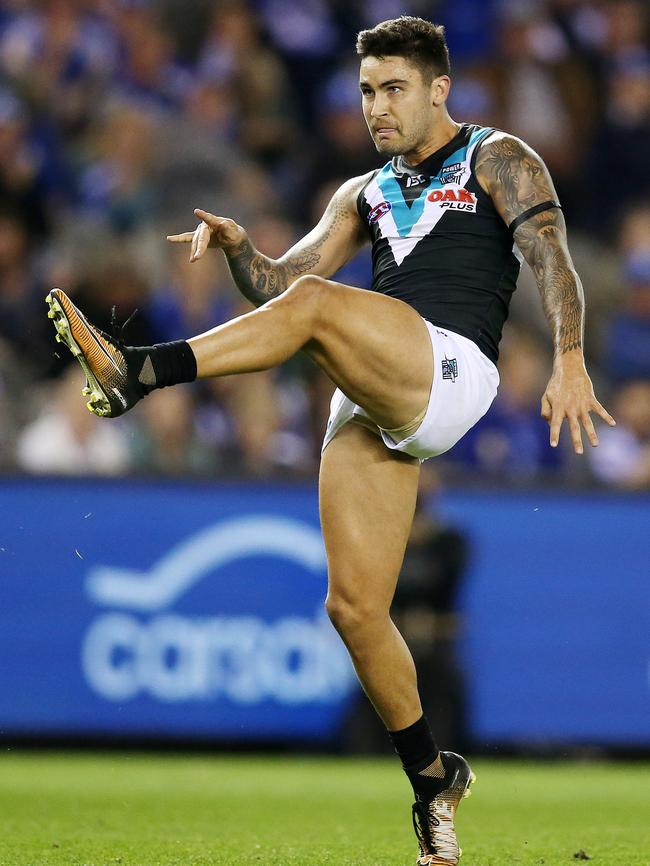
[46,16,614,865]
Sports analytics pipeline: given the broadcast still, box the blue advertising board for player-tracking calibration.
[0,478,648,745]
[0,479,356,740]
[439,491,650,746]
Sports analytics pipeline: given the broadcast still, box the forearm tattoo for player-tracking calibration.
[224,191,354,308]
[224,240,320,307]
[514,210,584,355]
[476,137,584,355]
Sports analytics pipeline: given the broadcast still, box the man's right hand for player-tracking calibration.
[166,208,248,262]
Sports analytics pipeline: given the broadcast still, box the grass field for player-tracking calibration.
[1,752,648,866]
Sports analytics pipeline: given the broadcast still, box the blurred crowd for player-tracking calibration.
[0,0,648,487]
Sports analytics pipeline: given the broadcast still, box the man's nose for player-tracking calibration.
[370,94,389,117]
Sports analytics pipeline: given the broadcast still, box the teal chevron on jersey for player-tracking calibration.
[373,127,491,239]
[374,168,436,237]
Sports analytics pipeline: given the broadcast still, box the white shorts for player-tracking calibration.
[322,320,500,461]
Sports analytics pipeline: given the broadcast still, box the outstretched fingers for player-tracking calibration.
[581,410,599,448]
[547,400,616,453]
[549,407,563,449]
[568,414,583,455]
[194,208,220,225]
[190,221,211,262]
[166,221,211,261]
[593,399,616,428]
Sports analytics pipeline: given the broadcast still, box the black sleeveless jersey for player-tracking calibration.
[357,123,520,363]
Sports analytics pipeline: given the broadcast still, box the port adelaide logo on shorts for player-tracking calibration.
[368,200,392,225]
[442,357,459,382]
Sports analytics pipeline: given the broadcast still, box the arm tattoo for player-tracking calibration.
[225,240,321,307]
[224,192,353,308]
[515,211,584,355]
[476,136,584,356]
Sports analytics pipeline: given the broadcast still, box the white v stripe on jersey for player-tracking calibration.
[363,176,448,266]
[364,135,485,267]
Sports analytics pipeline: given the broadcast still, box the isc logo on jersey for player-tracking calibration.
[428,186,477,213]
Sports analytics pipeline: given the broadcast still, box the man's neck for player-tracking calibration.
[403,116,461,166]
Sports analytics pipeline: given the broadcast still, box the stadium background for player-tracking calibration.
[0,0,649,756]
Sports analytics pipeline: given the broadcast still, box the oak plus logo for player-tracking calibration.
[81,516,354,705]
[427,186,477,212]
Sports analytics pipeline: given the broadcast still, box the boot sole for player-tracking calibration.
[46,291,112,417]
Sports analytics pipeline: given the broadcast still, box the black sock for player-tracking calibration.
[389,715,446,799]
[137,340,197,391]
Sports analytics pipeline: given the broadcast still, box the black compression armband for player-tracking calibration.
[508,200,562,234]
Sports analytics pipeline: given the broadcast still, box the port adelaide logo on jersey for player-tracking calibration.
[440,162,463,184]
[368,200,392,225]
[428,186,478,213]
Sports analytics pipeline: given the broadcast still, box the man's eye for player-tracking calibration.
[389,87,402,94]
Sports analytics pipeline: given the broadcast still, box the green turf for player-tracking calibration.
[0,753,648,866]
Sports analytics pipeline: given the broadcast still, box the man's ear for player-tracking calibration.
[431,75,451,107]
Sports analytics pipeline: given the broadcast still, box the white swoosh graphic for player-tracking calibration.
[86,515,326,612]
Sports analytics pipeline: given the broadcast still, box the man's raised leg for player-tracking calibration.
[46,275,432,427]
[188,275,434,432]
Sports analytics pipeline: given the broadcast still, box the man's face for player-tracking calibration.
[359,55,436,157]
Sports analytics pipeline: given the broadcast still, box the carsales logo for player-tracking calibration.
[368,200,392,224]
[80,516,355,704]
[428,186,477,212]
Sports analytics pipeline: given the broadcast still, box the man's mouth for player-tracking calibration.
[375,127,398,138]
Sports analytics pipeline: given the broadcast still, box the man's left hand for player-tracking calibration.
[541,353,616,454]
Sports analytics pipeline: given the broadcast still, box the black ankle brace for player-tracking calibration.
[389,715,447,799]
[140,340,197,391]
[389,715,439,773]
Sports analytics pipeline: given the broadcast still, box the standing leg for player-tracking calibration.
[320,422,474,866]
[320,421,422,729]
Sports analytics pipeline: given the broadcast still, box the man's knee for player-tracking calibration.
[284,274,328,303]
[278,275,328,323]
[325,587,388,639]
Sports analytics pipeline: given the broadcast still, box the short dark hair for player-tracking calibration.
[356,16,450,83]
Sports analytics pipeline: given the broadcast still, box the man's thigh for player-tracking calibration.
[319,421,420,610]
[303,279,433,431]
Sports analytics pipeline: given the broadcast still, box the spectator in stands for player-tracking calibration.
[198,2,297,167]
[128,386,217,476]
[604,204,650,382]
[588,380,650,489]
[490,4,596,212]
[0,208,54,377]
[112,4,191,110]
[0,338,30,470]
[77,100,158,235]
[16,365,131,476]
[587,53,650,236]
[0,89,52,238]
[147,251,237,343]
